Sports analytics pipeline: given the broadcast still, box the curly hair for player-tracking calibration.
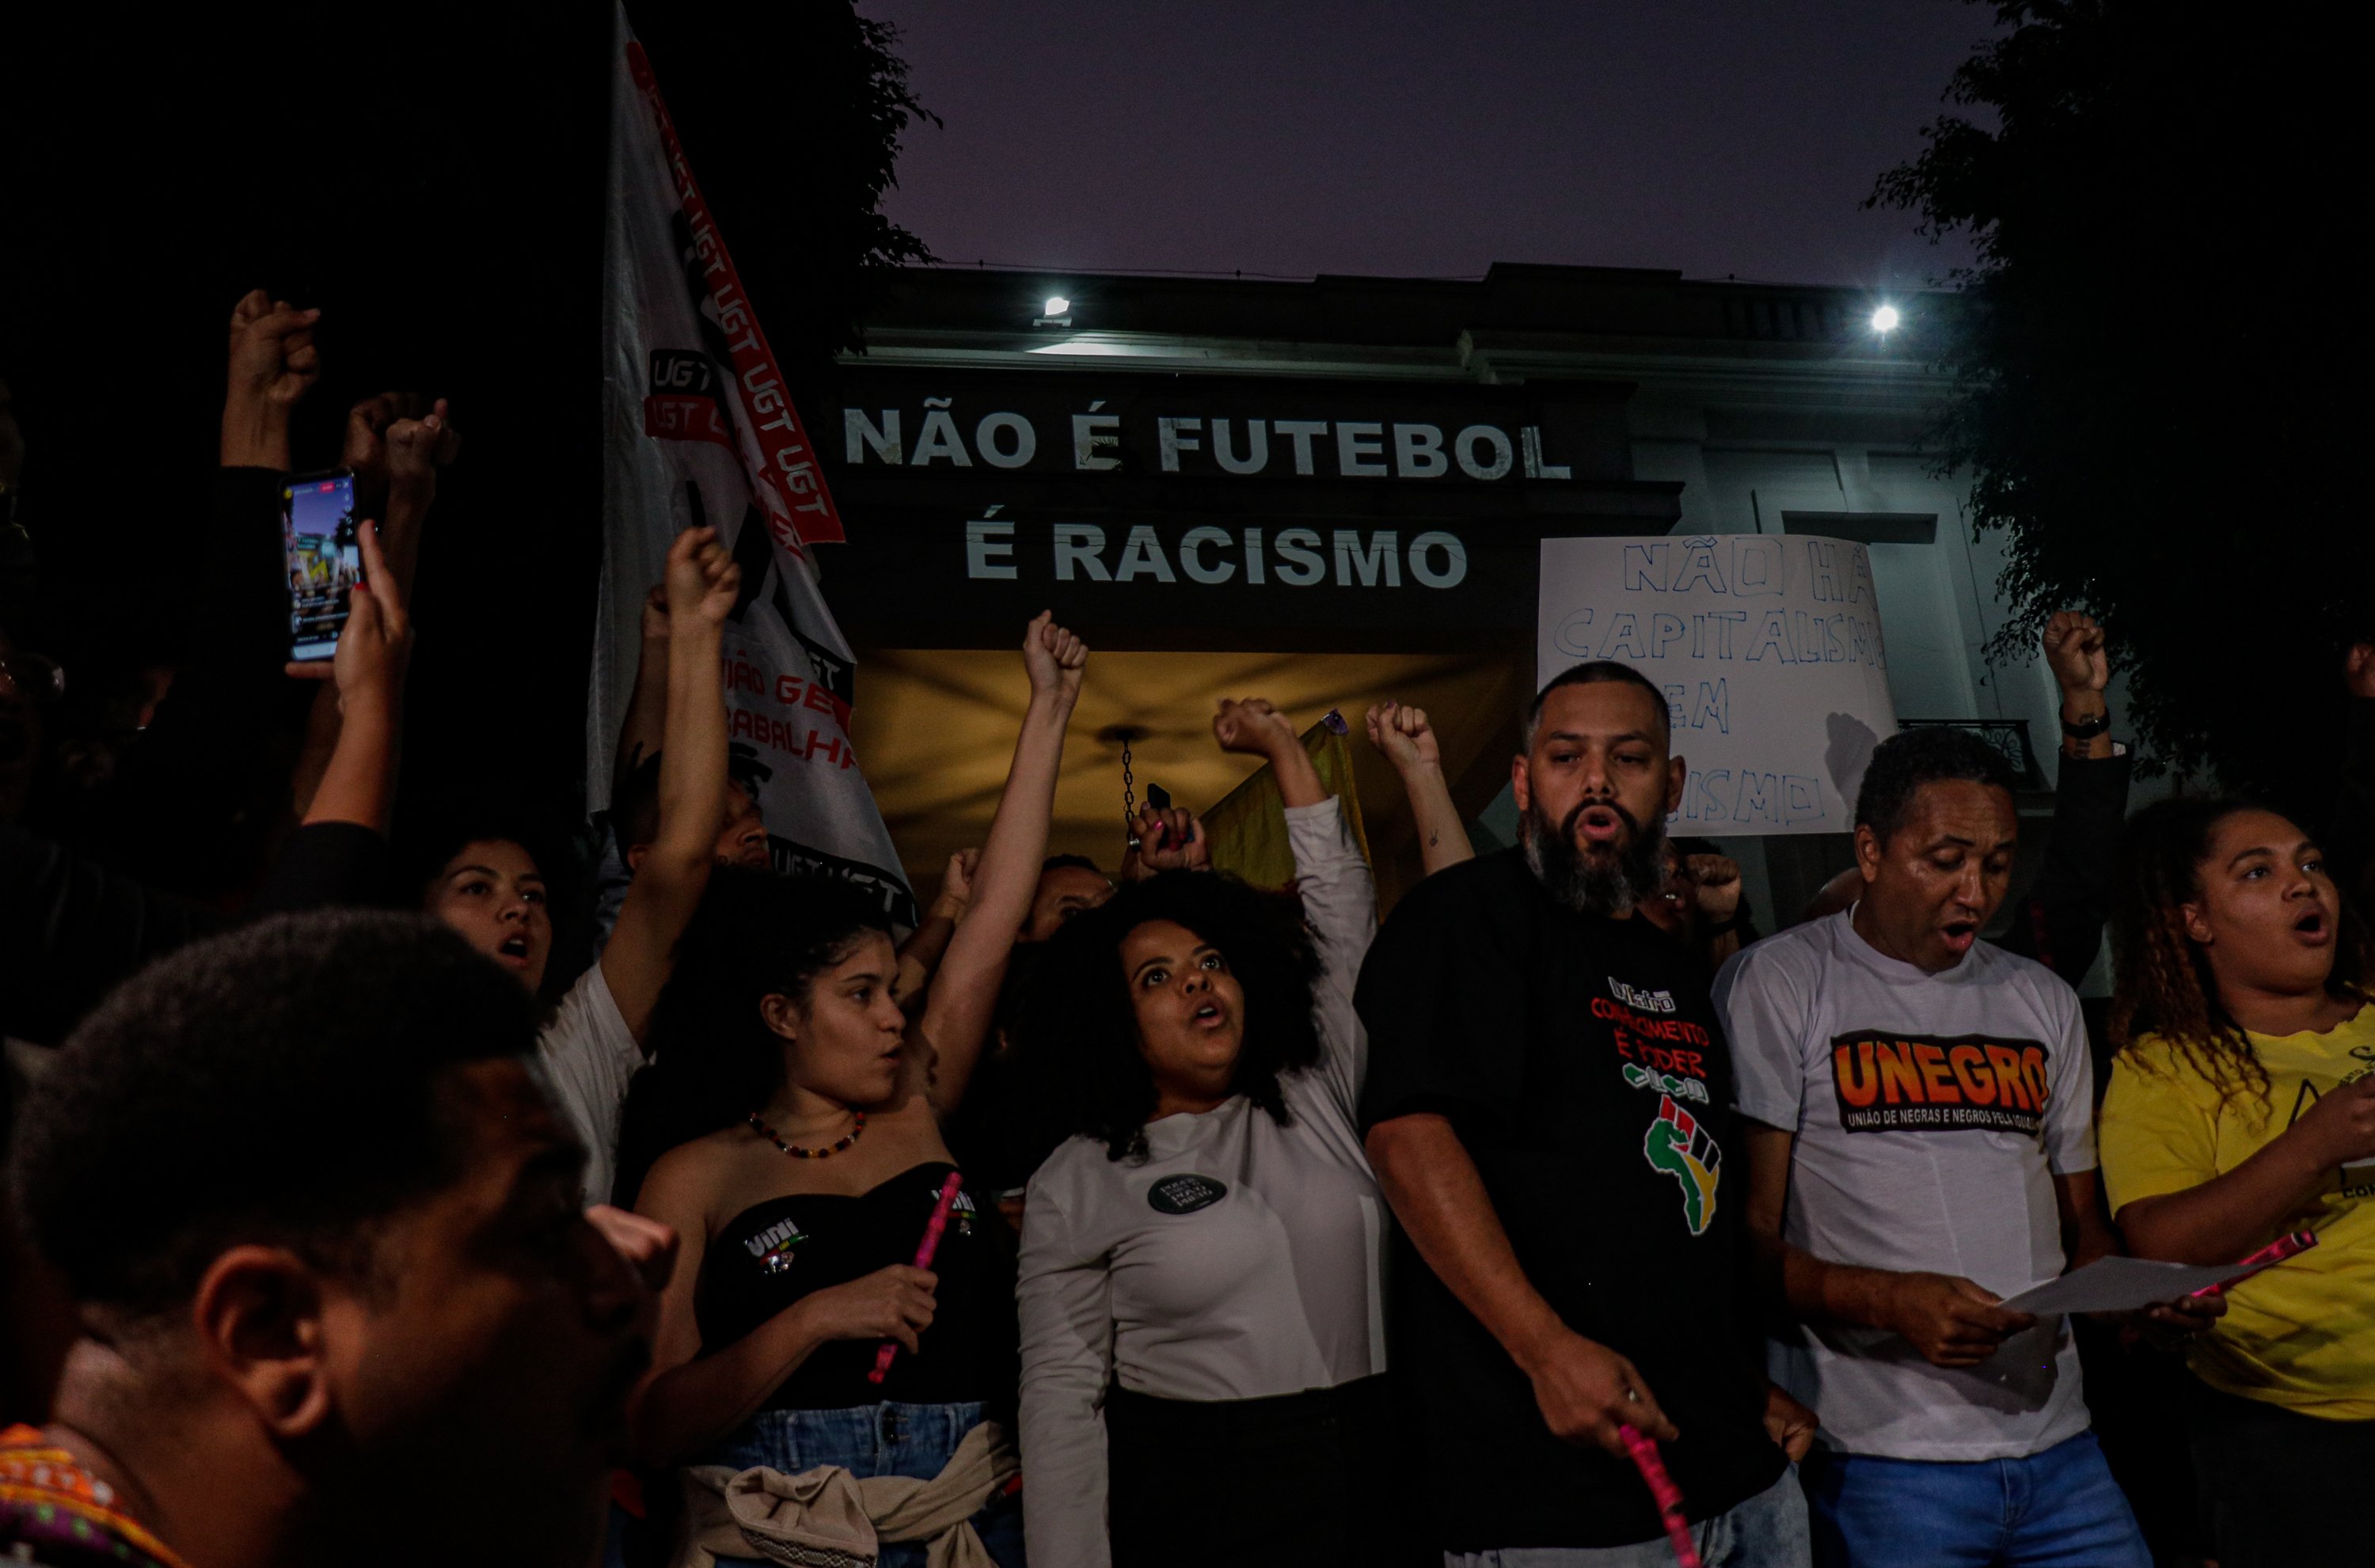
[2109,797,2372,1114]
[1855,727,2018,844]
[1011,871,1323,1163]
[610,869,891,1205]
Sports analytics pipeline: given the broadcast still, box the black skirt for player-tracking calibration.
[1104,1374,1428,1567]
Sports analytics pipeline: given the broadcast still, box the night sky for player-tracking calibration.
[861,0,1992,289]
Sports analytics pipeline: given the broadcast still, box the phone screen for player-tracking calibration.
[283,473,359,662]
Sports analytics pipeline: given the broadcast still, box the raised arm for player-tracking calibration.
[895,849,978,1014]
[286,520,412,833]
[1366,699,1473,875]
[218,289,317,471]
[1214,695,1324,809]
[2328,644,2375,906]
[1217,697,1376,1105]
[602,530,739,1042]
[909,613,1086,1112]
[120,295,317,879]
[1366,1112,1677,1456]
[343,393,458,604]
[1685,852,1756,969]
[289,399,454,821]
[2001,612,2128,976]
[612,584,674,808]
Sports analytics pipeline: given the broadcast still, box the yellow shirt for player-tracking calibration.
[2100,1008,2375,1418]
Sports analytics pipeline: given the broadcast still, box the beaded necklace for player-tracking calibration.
[746,1109,866,1160]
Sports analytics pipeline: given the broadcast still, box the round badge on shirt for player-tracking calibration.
[1147,1174,1228,1214]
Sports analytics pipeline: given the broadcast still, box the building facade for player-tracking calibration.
[822,263,2096,933]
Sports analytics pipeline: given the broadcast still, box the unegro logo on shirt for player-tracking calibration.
[1829,1031,2054,1137]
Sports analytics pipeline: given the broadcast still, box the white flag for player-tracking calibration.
[592,6,914,924]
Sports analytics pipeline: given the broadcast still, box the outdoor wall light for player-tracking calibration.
[1870,304,1901,334]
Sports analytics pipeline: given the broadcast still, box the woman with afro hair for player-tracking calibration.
[1013,697,1412,1568]
[2099,795,2375,1566]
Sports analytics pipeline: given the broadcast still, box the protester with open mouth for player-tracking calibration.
[1359,661,1807,1566]
[412,525,739,1208]
[1014,694,1401,1567]
[1718,726,2219,1568]
[2100,797,2375,1567]
[611,613,1085,1568]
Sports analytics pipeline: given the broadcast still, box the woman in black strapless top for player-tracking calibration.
[695,1160,1015,1414]
[618,613,1085,1568]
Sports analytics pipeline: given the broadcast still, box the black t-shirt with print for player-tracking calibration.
[1355,848,1783,1553]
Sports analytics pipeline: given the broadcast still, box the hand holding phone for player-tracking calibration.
[283,471,360,662]
[287,512,412,708]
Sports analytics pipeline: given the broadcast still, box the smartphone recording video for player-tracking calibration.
[283,472,359,663]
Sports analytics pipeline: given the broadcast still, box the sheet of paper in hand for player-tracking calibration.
[1998,1256,2253,1316]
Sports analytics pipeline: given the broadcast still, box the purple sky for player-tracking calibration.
[859,0,1993,290]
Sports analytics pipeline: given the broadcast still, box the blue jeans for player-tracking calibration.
[1444,1463,1809,1566]
[1800,1429,2148,1568]
[697,1401,1024,1568]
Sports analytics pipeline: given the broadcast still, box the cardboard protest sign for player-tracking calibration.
[1536,534,1898,837]
[592,6,913,922]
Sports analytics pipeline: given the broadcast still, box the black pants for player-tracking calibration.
[2184,1376,2375,1567]
[1105,1374,1426,1568]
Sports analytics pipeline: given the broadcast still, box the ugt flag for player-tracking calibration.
[591,6,914,924]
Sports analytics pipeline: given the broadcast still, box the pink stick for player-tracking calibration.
[1619,1424,1702,1568]
[2187,1229,2317,1299]
[868,1172,964,1385]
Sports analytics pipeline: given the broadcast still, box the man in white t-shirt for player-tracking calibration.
[1716,727,2216,1568]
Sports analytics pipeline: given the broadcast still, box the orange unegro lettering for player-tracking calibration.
[1948,1045,1997,1105]
[1833,1042,1881,1109]
[1912,1042,1963,1105]
[1985,1045,2032,1110]
[1830,1031,2054,1137]
[1875,1042,1923,1105]
[2020,1046,2051,1109]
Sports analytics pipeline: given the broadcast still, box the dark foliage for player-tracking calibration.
[629,3,938,412]
[1872,2,2360,813]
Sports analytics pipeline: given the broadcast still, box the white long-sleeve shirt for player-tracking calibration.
[1017,797,1385,1568]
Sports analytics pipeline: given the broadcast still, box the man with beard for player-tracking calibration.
[1357,662,1810,1566]
[3,912,674,1568]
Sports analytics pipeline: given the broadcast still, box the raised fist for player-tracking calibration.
[226,289,320,412]
[2042,611,2109,697]
[1364,699,1441,773]
[932,848,982,921]
[1021,612,1087,704]
[1213,696,1298,758]
[2346,644,2375,703]
[1685,852,1742,921]
[665,526,740,630]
